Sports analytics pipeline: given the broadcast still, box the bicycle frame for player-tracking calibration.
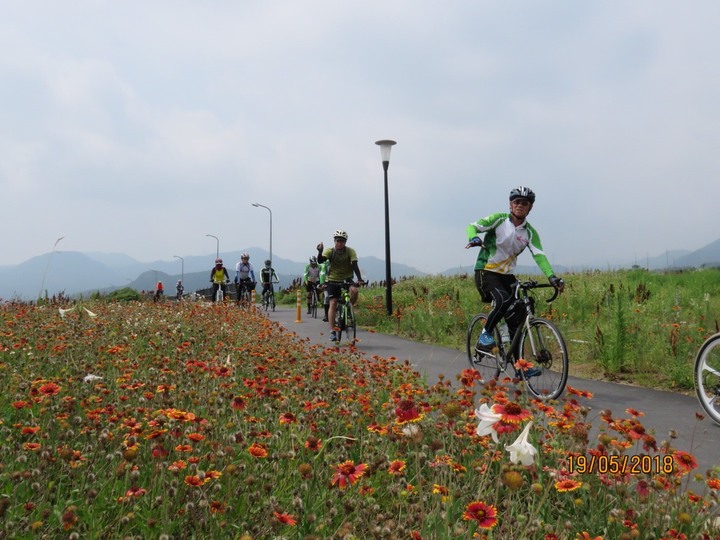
[496,282,556,363]
[467,279,568,400]
[332,281,358,345]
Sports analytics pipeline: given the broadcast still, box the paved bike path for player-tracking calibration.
[265,307,718,477]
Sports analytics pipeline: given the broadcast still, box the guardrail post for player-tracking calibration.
[295,289,302,323]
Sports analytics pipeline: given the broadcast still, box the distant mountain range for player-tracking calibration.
[0,248,429,301]
[2,239,719,301]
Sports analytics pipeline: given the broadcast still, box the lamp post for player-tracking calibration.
[206,234,220,260]
[174,255,184,285]
[375,139,396,316]
[38,236,65,301]
[252,203,272,264]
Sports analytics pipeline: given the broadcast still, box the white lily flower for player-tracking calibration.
[58,306,76,318]
[505,420,537,466]
[83,307,97,318]
[83,374,103,383]
[474,403,503,443]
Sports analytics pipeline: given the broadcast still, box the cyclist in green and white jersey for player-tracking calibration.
[466,186,564,359]
[303,256,322,315]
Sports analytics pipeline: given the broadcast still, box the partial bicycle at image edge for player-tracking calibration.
[466,279,569,400]
[694,332,720,426]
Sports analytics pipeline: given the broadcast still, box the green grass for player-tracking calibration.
[346,268,720,393]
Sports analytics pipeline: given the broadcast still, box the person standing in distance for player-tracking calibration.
[316,229,365,342]
[466,186,564,374]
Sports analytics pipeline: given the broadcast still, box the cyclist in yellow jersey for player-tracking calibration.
[209,258,230,303]
[316,229,365,341]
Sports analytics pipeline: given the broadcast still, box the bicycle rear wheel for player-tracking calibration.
[343,302,356,345]
[519,318,568,400]
[466,314,501,384]
[694,333,720,426]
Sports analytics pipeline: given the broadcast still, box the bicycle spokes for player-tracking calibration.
[694,335,720,425]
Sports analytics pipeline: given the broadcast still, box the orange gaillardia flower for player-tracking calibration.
[279,412,298,425]
[273,511,297,526]
[248,443,269,458]
[331,460,368,488]
[304,437,322,451]
[388,460,406,476]
[673,450,698,474]
[492,402,532,424]
[394,399,423,424]
[184,475,204,487]
[462,500,498,529]
[38,383,61,396]
[555,479,583,492]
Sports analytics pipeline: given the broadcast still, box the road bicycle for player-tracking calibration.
[693,332,720,425]
[332,281,358,345]
[236,280,255,306]
[308,282,320,318]
[213,281,229,303]
[261,279,279,312]
[466,279,569,400]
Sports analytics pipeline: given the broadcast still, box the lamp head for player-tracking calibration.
[375,139,397,163]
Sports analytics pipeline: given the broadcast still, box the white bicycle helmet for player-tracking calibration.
[509,186,536,203]
[333,229,348,240]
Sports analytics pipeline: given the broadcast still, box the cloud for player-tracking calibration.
[1,1,719,274]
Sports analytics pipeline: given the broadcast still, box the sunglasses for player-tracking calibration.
[511,199,531,207]
[334,238,347,243]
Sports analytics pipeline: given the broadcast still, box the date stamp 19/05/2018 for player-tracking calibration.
[567,454,675,475]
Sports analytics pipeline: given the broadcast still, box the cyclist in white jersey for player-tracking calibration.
[234,252,257,298]
[466,186,564,361]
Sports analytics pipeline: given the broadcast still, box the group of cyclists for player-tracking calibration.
[210,252,279,304]
[201,186,565,347]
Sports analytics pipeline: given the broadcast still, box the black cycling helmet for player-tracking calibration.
[509,186,536,203]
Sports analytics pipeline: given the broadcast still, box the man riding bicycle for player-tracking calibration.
[234,252,257,301]
[303,256,322,314]
[317,229,365,342]
[466,186,565,371]
[260,259,279,299]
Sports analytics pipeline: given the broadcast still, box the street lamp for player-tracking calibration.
[206,234,220,260]
[252,203,272,265]
[38,236,65,301]
[174,255,184,285]
[375,139,397,316]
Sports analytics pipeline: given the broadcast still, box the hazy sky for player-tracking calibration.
[2,1,719,275]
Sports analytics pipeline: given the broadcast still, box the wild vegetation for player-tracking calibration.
[1,293,719,538]
[352,268,720,393]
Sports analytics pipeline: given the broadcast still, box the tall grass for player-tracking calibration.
[355,268,720,392]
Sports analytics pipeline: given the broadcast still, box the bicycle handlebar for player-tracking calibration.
[514,279,560,303]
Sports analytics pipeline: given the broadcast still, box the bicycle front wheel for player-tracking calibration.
[519,318,568,400]
[694,333,720,426]
[343,302,357,345]
[310,291,318,318]
[466,314,501,384]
